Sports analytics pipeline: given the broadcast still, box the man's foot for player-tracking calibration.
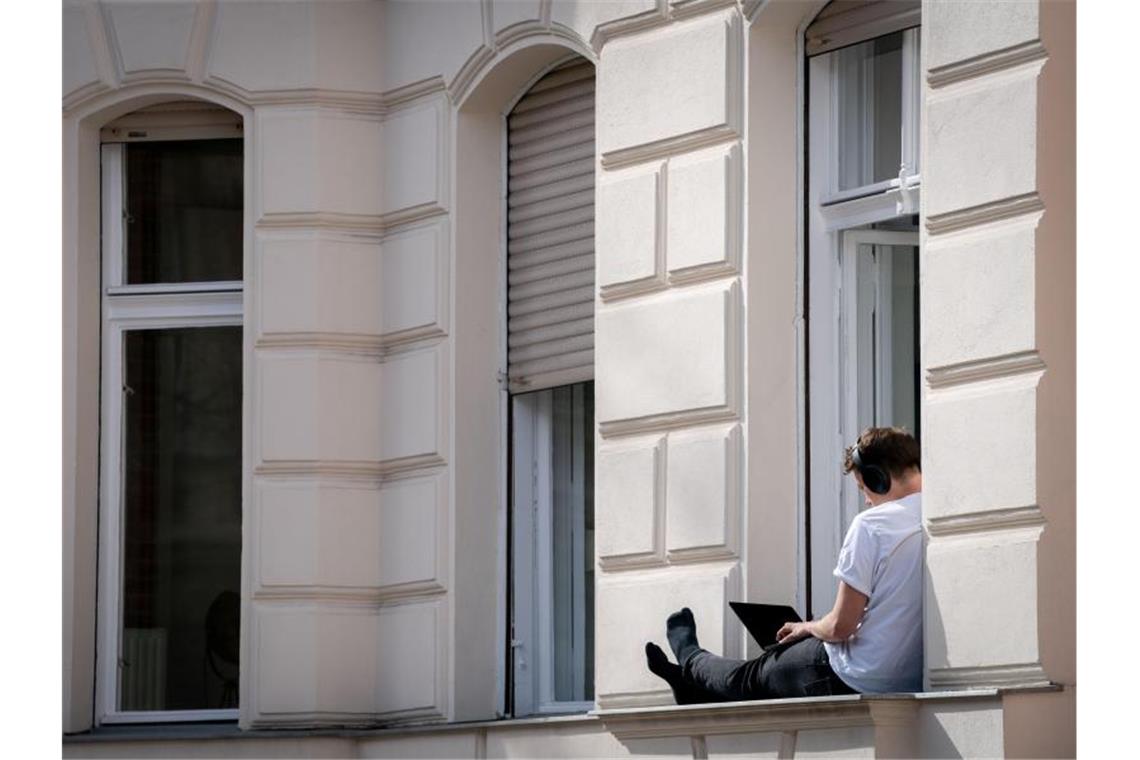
[645,642,695,705]
[666,607,700,665]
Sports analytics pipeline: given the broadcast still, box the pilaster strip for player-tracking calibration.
[925,192,1044,235]
[926,505,1045,538]
[601,125,739,171]
[928,663,1051,690]
[926,350,1046,390]
[927,40,1047,90]
[185,0,218,83]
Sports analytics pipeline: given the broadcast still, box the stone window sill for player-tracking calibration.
[64,686,1059,745]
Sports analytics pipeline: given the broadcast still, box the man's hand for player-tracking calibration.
[775,621,811,645]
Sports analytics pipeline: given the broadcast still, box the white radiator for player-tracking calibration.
[121,628,167,711]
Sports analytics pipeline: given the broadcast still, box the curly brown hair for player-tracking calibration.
[842,427,921,477]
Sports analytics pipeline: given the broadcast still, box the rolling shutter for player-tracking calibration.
[805,0,920,57]
[506,58,595,394]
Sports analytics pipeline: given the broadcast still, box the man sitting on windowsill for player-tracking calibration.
[645,426,924,702]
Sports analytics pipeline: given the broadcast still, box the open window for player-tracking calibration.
[96,101,244,723]
[805,3,921,616]
[505,58,596,715]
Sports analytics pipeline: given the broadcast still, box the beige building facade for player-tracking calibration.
[62,0,1075,757]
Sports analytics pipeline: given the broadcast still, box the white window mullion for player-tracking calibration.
[101,144,125,289]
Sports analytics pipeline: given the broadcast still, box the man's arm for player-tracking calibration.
[776,581,869,644]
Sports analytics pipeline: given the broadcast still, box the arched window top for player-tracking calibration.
[805,0,920,56]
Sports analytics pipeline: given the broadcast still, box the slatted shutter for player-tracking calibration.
[805,0,920,57]
[506,58,595,394]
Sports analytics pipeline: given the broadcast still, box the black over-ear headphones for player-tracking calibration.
[852,444,892,495]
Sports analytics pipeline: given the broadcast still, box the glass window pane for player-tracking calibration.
[120,326,242,711]
[550,381,594,702]
[854,243,920,442]
[125,139,243,284]
[835,32,903,191]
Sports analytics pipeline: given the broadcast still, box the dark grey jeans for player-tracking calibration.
[682,636,857,702]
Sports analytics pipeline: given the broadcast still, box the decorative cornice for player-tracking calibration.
[926,505,1045,538]
[589,4,671,52]
[253,583,446,606]
[601,125,739,171]
[494,20,551,50]
[671,0,741,24]
[598,552,667,572]
[256,212,387,235]
[254,455,446,482]
[928,663,1052,691]
[926,350,1046,390]
[379,203,449,232]
[380,76,448,110]
[599,276,668,304]
[926,192,1043,236]
[201,76,386,116]
[599,405,739,440]
[928,40,1047,90]
[256,332,386,357]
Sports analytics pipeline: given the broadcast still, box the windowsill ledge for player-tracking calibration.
[591,685,1062,741]
[64,686,1061,745]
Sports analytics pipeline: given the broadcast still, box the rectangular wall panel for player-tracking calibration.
[378,345,445,463]
[665,424,740,559]
[922,220,1037,368]
[377,472,447,592]
[258,108,383,217]
[596,437,664,566]
[380,220,448,340]
[257,480,385,589]
[925,0,1040,71]
[924,377,1038,521]
[381,98,447,217]
[666,144,741,281]
[596,281,739,424]
[925,69,1039,217]
[597,164,661,292]
[258,354,383,463]
[595,565,739,705]
[375,601,444,717]
[926,534,1041,671]
[597,9,739,156]
[258,232,384,337]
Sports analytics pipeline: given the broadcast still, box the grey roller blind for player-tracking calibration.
[805,0,920,57]
[506,58,595,394]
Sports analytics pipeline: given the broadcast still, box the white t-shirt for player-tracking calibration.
[824,492,924,693]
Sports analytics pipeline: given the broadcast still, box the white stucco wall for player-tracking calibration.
[63,0,1074,755]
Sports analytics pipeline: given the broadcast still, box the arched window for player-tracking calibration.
[505,57,596,716]
[805,2,921,614]
[97,101,244,723]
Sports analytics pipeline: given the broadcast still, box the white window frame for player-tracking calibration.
[510,388,592,716]
[95,140,243,725]
[806,25,921,616]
